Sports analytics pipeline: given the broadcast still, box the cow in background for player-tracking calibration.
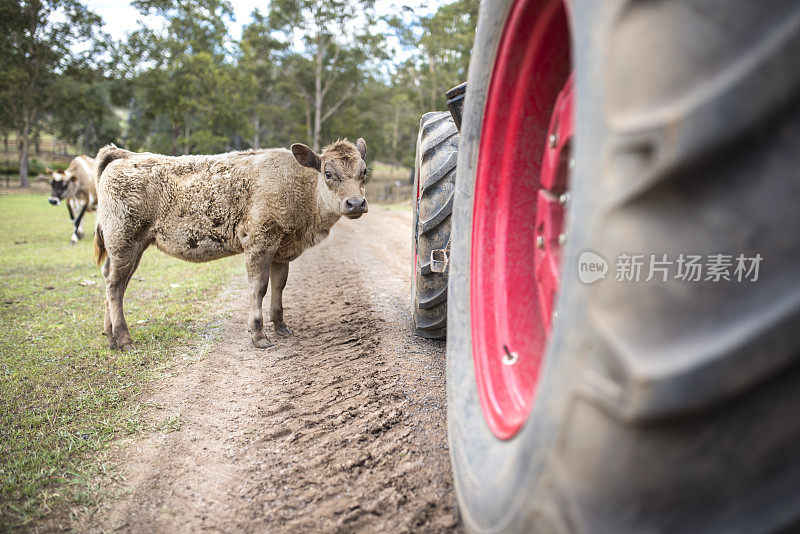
[48,155,97,244]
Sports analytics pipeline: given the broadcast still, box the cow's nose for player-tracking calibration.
[341,197,368,217]
[48,197,59,206]
[345,197,367,212]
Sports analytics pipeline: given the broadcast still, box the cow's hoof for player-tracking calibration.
[76,229,84,239]
[111,334,135,350]
[70,235,78,245]
[273,323,293,336]
[252,337,274,349]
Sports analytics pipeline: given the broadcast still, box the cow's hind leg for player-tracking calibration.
[104,242,147,350]
[269,261,292,336]
[101,257,113,339]
[246,248,276,349]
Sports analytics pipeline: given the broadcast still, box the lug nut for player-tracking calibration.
[558,233,566,246]
[559,192,570,207]
[502,345,519,366]
[536,235,545,249]
[549,133,559,148]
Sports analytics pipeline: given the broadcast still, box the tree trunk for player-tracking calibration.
[170,124,179,156]
[428,53,439,110]
[19,118,30,187]
[304,103,312,144]
[183,123,191,155]
[252,114,260,150]
[313,38,323,151]
[391,105,400,167]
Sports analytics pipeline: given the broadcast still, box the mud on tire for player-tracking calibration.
[412,111,458,339]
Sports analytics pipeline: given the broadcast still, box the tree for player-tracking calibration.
[381,0,478,165]
[49,66,122,154]
[130,0,234,59]
[387,0,477,108]
[269,0,380,151]
[0,0,101,186]
[237,10,293,149]
[122,0,250,155]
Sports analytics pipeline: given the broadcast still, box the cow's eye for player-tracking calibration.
[325,171,332,179]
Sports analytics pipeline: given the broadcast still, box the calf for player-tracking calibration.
[94,139,369,351]
[48,155,98,244]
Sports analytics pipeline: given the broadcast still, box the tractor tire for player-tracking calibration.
[412,111,458,339]
[448,1,800,533]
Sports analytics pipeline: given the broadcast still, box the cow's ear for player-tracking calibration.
[45,167,53,174]
[291,143,321,171]
[356,138,367,159]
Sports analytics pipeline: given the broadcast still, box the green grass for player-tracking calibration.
[377,200,413,212]
[370,160,411,182]
[0,191,244,529]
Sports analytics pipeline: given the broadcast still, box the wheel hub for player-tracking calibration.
[534,73,573,333]
[470,0,572,440]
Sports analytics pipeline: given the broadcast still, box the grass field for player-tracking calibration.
[369,160,411,182]
[0,191,244,528]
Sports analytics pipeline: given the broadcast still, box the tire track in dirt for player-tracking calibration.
[82,207,458,533]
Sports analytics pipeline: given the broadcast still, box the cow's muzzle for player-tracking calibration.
[48,197,60,206]
[341,197,368,219]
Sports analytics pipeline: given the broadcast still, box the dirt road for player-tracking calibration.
[81,207,458,532]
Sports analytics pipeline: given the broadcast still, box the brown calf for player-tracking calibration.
[48,155,97,244]
[94,139,368,350]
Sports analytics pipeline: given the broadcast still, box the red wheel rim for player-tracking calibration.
[471,0,573,440]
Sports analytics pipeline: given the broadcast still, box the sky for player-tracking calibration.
[84,0,448,43]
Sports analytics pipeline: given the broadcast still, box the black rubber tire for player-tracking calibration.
[412,111,458,339]
[448,1,800,533]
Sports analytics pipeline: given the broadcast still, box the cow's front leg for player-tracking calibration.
[246,249,275,349]
[269,261,292,336]
[71,200,88,244]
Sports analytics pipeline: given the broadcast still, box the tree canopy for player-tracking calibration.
[0,0,479,184]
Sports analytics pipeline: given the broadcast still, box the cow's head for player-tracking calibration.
[48,168,76,205]
[291,138,369,219]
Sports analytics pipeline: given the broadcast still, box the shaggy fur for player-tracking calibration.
[48,155,97,244]
[94,139,368,350]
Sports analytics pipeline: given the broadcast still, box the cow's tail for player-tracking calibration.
[94,224,107,266]
[94,143,129,267]
[95,143,132,183]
